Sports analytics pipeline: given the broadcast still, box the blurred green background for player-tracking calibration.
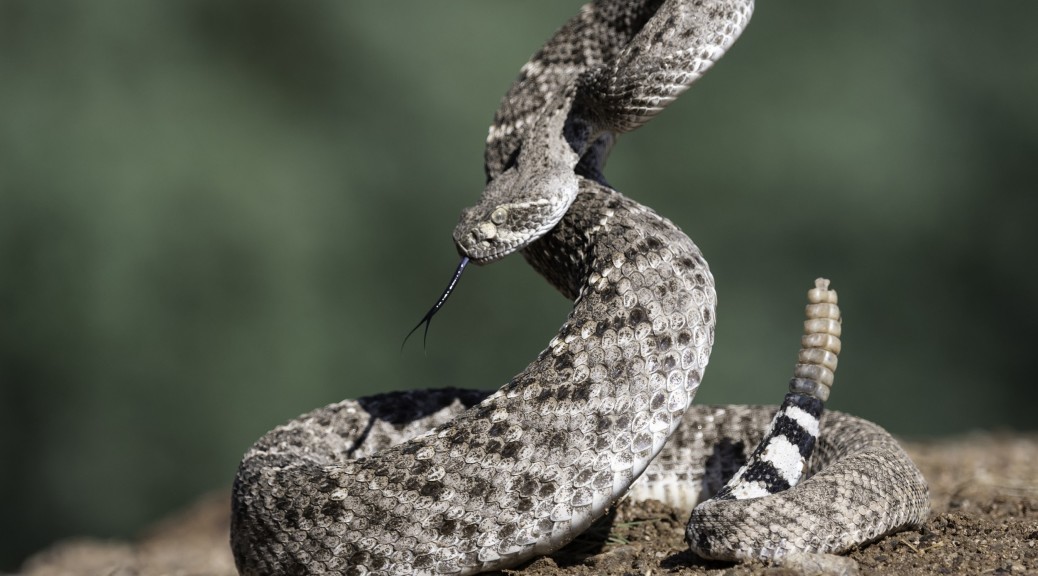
[2,0,1036,569]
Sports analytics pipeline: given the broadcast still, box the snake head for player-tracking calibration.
[453,163,579,264]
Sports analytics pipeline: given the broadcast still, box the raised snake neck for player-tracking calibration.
[230,1,930,574]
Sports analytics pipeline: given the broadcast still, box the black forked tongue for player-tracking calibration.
[402,256,470,351]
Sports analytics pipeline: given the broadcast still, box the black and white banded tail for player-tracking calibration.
[707,278,840,502]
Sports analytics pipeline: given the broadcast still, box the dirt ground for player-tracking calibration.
[20,433,1038,576]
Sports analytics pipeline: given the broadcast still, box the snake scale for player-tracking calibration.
[230,1,930,574]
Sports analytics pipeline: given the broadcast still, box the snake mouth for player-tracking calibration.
[455,240,515,266]
[453,223,512,265]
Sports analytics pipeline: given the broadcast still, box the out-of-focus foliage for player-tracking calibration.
[1,0,1035,569]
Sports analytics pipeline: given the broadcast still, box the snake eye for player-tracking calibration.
[490,207,508,225]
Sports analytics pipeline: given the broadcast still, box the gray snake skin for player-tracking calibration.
[230,1,930,574]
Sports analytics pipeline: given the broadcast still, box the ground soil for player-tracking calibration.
[19,433,1038,576]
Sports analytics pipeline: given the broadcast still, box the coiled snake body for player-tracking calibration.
[231,1,929,574]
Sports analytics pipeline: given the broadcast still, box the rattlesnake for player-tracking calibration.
[230,1,930,574]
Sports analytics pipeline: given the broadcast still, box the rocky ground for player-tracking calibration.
[19,433,1038,576]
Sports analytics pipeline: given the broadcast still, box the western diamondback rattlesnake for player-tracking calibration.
[230,1,930,574]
